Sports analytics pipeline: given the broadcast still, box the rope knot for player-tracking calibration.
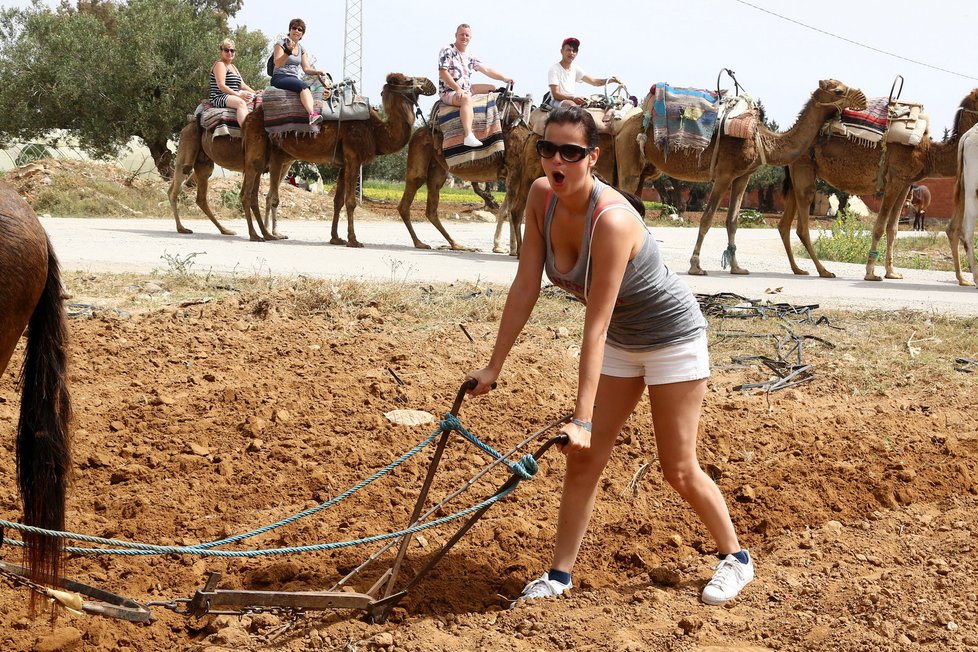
[510,455,538,481]
[440,413,462,433]
[721,245,736,269]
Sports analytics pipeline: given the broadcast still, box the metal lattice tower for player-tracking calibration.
[342,0,363,85]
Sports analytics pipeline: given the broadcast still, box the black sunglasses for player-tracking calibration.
[536,139,592,163]
[221,48,235,53]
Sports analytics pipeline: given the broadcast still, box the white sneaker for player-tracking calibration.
[510,573,571,608]
[213,124,231,137]
[463,133,483,147]
[701,552,754,605]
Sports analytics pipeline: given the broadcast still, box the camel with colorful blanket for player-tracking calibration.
[615,79,867,276]
[397,87,534,250]
[238,73,435,244]
[780,87,978,282]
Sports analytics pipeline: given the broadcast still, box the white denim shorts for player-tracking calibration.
[602,330,710,386]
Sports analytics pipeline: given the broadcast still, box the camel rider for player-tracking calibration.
[545,37,619,109]
[438,23,514,148]
[270,18,331,126]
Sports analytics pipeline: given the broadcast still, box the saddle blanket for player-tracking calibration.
[436,92,505,171]
[830,96,889,146]
[719,94,759,140]
[528,105,641,137]
[262,87,325,138]
[651,83,721,153]
[200,105,241,138]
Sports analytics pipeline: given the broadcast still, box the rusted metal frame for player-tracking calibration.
[955,357,978,373]
[368,432,569,623]
[329,413,572,593]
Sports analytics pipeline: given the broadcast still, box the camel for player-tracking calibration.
[167,117,263,237]
[397,91,533,251]
[238,73,435,245]
[615,79,867,276]
[907,184,932,231]
[780,89,978,281]
[950,123,978,288]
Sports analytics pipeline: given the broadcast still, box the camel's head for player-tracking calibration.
[816,79,867,113]
[384,73,436,100]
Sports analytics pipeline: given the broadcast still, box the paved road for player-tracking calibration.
[40,216,978,316]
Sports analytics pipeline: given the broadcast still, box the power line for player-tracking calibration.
[733,0,978,82]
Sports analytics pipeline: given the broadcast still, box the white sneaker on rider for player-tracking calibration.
[510,573,571,608]
[701,551,754,605]
[463,133,483,147]
[213,124,231,137]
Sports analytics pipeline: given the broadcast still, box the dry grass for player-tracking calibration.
[62,271,978,399]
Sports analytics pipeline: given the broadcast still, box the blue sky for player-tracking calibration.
[7,0,977,134]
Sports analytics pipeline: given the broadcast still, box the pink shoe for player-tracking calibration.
[309,113,323,125]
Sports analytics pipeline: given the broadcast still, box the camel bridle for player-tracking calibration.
[383,77,434,126]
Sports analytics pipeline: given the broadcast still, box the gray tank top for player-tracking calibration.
[544,177,706,350]
[272,38,304,78]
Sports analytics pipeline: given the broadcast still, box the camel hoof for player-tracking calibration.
[865,274,882,282]
[688,267,707,276]
[178,227,193,234]
[492,246,508,254]
[730,267,750,276]
[818,271,836,279]
[346,240,364,248]
[330,237,347,245]
[414,242,433,250]
[272,232,289,240]
[220,229,236,236]
[885,272,903,280]
[960,279,976,287]
[792,269,811,276]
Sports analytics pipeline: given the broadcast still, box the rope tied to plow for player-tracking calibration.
[439,413,538,480]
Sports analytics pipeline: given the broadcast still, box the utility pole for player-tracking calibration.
[343,0,364,202]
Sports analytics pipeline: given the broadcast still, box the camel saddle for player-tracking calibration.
[825,96,928,147]
[528,105,641,137]
[262,87,327,138]
[717,93,759,140]
[196,95,262,139]
[432,92,506,172]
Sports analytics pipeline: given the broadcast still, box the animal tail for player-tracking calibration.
[16,234,72,587]
[782,166,792,195]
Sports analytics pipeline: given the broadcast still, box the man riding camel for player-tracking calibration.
[545,37,619,108]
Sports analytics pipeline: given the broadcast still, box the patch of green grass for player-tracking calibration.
[361,180,504,205]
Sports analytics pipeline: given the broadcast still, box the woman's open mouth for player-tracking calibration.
[552,171,566,185]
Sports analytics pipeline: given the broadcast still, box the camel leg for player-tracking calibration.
[396,172,431,249]
[169,122,202,234]
[472,182,499,210]
[422,164,466,250]
[339,161,362,248]
[192,160,236,236]
[264,153,292,240]
[864,188,904,281]
[688,180,732,276]
[330,167,348,245]
[723,174,751,275]
[168,158,194,235]
[882,190,906,280]
[776,185,807,276]
[785,161,834,278]
[961,168,978,287]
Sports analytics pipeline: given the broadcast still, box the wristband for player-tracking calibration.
[570,418,592,432]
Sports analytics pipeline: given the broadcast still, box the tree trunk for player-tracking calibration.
[147,138,174,181]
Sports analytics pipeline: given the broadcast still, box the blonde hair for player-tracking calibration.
[219,38,235,51]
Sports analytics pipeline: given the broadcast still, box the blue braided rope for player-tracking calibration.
[440,413,537,480]
[721,244,736,270]
[1,484,522,557]
[0,429,439,553]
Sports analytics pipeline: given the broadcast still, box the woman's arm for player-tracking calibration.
[300,52,323,77]
[468,178,549,394]
[273,41,291,68]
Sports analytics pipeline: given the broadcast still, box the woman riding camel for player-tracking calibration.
[209,38,257,130]
[270,18,330,125]
[467,104,754,608]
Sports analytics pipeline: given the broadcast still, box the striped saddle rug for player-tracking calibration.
[197,95,263,139]
[649,83,721,154]
[262,87,325,138]
[826,96,889,146]
[435,92,505,172]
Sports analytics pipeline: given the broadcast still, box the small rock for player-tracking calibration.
[678,616,703,635]
[35,627,83,652]
[735,485,756,502]
[370,632,394,647]
[247,439,264,453]
[273,409,291,423]
[109,420,126,432]
[188,443,210,456]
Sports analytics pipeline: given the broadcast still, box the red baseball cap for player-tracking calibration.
[562,37,580,49]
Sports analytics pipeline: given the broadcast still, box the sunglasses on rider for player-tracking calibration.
[535,139,592,163]
[221,48,236,53]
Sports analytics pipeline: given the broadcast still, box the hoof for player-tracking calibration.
[330,237,346,245]
[178,227,193,234]
[885,272,903,280]
[346,240,364,248]
[960,279,976,287]
[688,267,707,276]
[220,229,236,236]
[492,246,508,254]
[865,274,882,282]
[730,267,750,276]
[272,232,289,240]
[818,271,836,279]
[792,269,811,276]
[413,242,433,250]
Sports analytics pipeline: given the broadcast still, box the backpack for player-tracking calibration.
[266,53,275,77]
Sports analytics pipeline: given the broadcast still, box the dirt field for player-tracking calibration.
[1,277,977,652]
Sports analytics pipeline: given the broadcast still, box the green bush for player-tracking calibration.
[737,208,767,228]
[810,209,874,263]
